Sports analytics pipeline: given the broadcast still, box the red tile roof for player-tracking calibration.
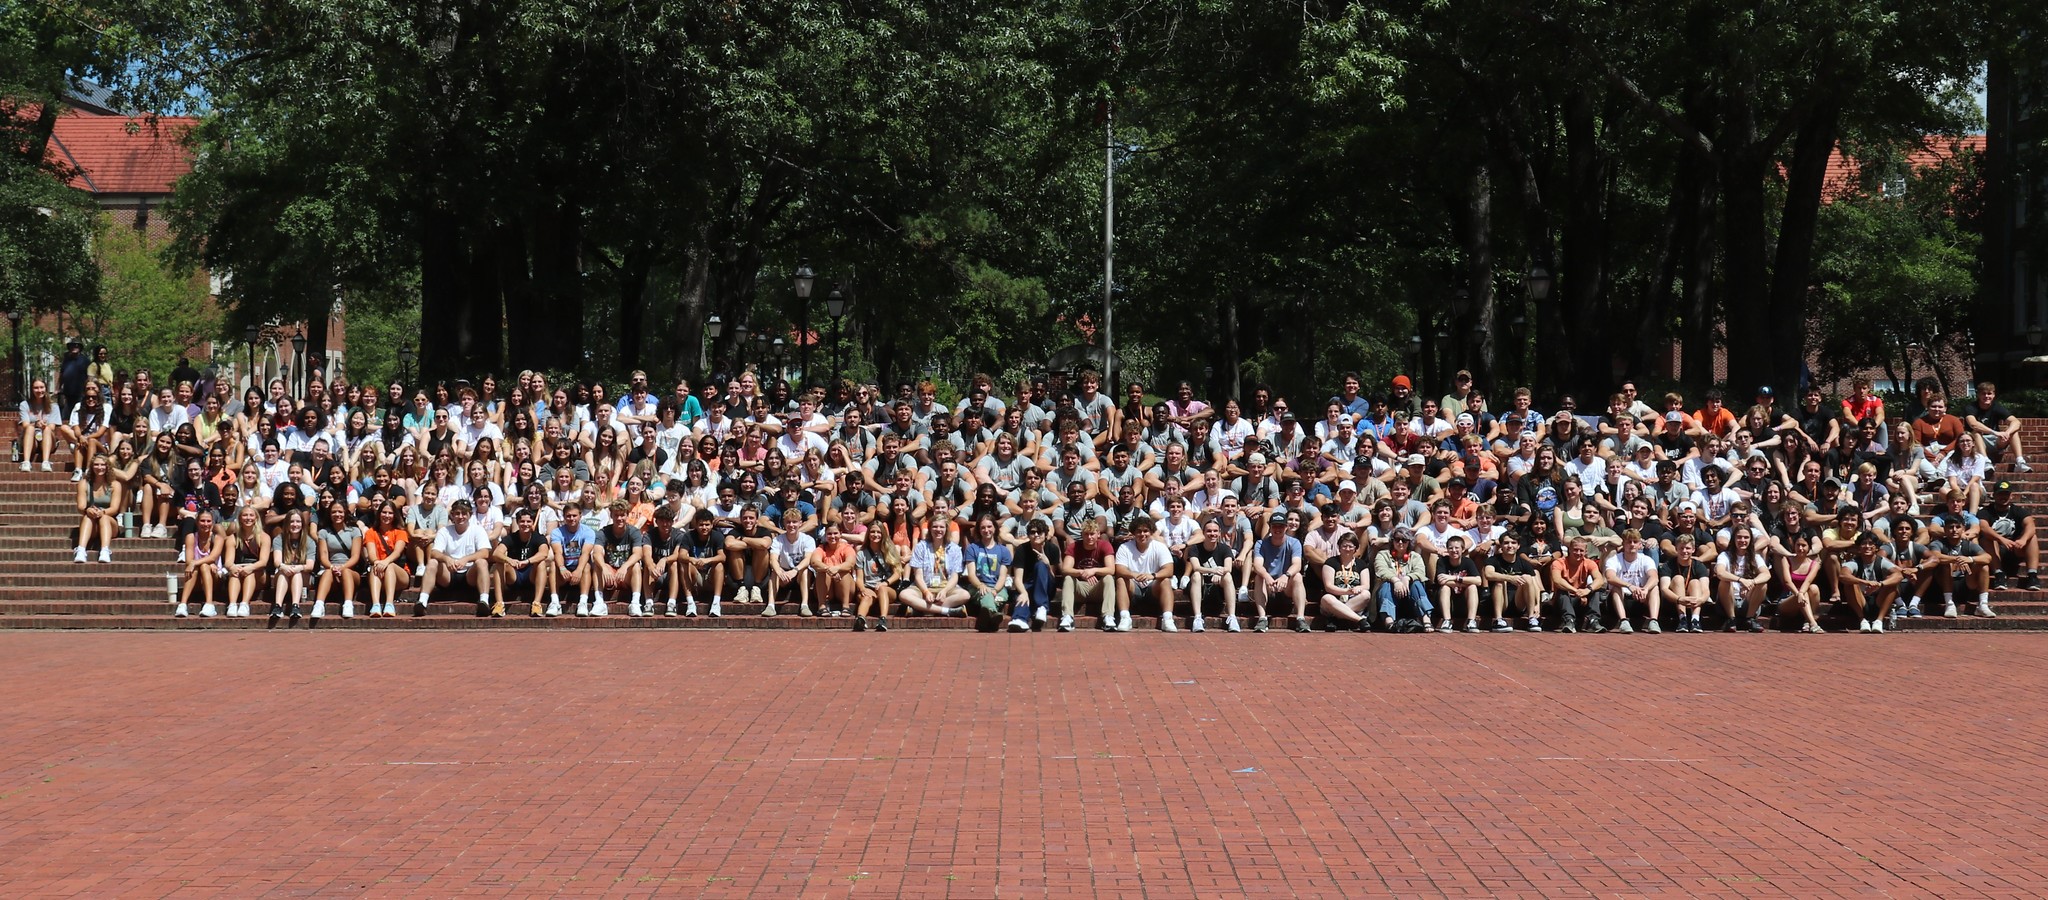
[46,111,196,196]
[1820,134,1983,201]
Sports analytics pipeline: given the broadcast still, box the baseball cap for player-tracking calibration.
[1756,385,1775,397]
[1391,375,1413,390]
[1249,452,1267,467]
[1675,500,1698,514]
[1338,413,1355,426]
[1268,510,1290,524]
[1997,480,2014,493]
[1457,412,1475,426]
[1664,411,1684,423]
[1404,453,1426,467]
[1446,477,1467,490]
[1280,412,1297,423]
[1338,480,1358,493]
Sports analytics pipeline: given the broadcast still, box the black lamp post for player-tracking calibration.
[731,322,750,372]
[705,315,723,380]
[397,346,416,386]
[6,309,21,406]
[792,260,815,388]
[772,336,786,383]
[826,287,848,387]
[244,324,259,391]
[290,333,308,399]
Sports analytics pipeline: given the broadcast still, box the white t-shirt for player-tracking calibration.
[1115,539,1174,581]
[433,522,492,564]
[1154,514,1201,550]
[773,532,817,570]
[1604,552,1657,591]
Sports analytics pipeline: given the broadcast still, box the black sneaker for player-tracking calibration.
[1353,619,1372,633]
[1321,617,1338,633]
[873,617,889,632]
[1724,619,1740,633]
[852,616,867,632]
[1253,617,1270,633]
[1749,618,1765,633]
[2025,572,2041,591]
[1292,617,1312,633]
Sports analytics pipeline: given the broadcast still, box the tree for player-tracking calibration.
[81,220,219,379]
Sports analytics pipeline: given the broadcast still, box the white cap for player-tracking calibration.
[1248,452,1267,467]
[1405,453,1426,466]
[1338,480,1358,493]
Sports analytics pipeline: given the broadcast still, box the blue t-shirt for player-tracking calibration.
[963,541,1013,588]
[550,524,597,566]
[1255,535,1303,579]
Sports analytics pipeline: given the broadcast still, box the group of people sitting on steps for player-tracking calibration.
[15,339,2036,633]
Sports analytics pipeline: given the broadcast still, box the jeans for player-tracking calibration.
[1013,562,1053,623]
[1555,588,1605,623]
[1376,581,1433,619]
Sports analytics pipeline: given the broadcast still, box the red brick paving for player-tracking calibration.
[2,633,2046,897]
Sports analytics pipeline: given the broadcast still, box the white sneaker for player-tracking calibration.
[1872,619,1886,634]
[1225,615,1241,633]
[1160,615,1178,633]
[665,599,678,617]
[545,599,563,617]
[173,603,188,618]
[1190,616,1205,633]
[2017,457,2034,473]
[627,598,643,617]
[575,597,590,616]
[684,599,699,617]
[341,600,355,618]
[1942,600,1959,618]
[40,461,52,472]
[762,600,778,617]
[1007,619,1030,632]
[19,461,28,472]
[1617,620,1634,634]
[591,598,608,616]
[1117,610,1133,632]
[310,600,326,618]
[237,601,251,618]
[1236,586,1250,603]
[176,550,186,563]
[709,597,722,617]
[1858,619,1872,633]
[73,547,86,563]
[199,602,217,618]
[1057,614,1074,632]
[97,548,110,563]
[70,468,82,482]
[1976,600,1997,618]
[1033,606,1048,624]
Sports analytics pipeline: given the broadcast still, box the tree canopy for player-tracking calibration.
[7,0,2043,399]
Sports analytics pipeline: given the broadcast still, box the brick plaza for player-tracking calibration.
[2,633,2044,897]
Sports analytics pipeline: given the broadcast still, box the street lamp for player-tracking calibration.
[826,287,848,387]
[731,322,750,371]
[244,324,259,392]
[397,346,416,386]
[1524,265,1553,302]
[290,333,308,399]
[705,314,724,380]
[793,260,815,388]
[772,336,786,382]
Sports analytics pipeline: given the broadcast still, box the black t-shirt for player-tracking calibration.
[1485,554,1536,578]
[1659,558,1710,580]
[1438,556,1481,580]
[680,527,727,559]
[500,531,546,562]
[1189,542,1234,571]
[1984,503,2032,540]
[1971,401,2013,433]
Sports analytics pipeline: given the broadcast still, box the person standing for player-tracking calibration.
[57,341,87,422]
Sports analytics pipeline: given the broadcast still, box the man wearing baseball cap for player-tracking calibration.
[1981,479,2039,591]
[1250,509,1308,632]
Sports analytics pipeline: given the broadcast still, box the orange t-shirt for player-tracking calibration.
[1551,555,1598,589]
[1693,407,1737,438]
[364,527,409,560]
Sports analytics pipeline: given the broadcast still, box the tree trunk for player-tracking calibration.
[671,223,714,383]
[1464,162,1498,388]
[1560,89,1609,399]
[529,204,582,374]
[1720,141,1772,392]
[418,207,470,382]
[499,218,543,372]
[1767,98,1841,395]
[461,228,503,375]
[614,242,655,377]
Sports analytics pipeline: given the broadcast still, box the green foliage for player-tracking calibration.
[0,157,98,314]
[1812,142,1982,384]
[336,290,420,391]
[77,221,219,379]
